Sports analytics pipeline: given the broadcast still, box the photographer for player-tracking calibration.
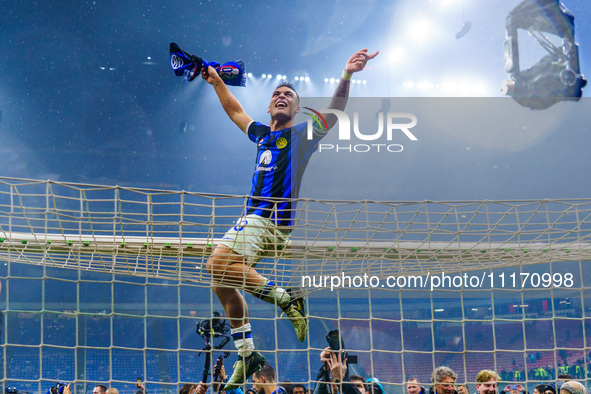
[501,384,524,394]
[46,383,72,394]
[316,347,365,394]
[135,379,148,394]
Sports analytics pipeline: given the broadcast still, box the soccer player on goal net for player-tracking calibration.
[185,47,378,389]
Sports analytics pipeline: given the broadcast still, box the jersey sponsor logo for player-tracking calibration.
[255,165,278,172]
[259,150,272,165]
[276,137,287,149]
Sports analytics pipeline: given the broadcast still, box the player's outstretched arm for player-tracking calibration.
[202,65,253,134]
[324,49,379,129]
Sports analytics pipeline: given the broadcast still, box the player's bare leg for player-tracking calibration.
[207,245,307,340]
[206,245,307,389]
[206,246,266,390]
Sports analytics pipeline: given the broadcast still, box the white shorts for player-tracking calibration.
[218,214,291,264]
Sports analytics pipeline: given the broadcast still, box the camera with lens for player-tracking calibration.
[326,329,357,364]
[46,383,68,394]
[196,311,228,340]
[195,311,231,384]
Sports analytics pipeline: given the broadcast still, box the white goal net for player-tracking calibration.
[0,177,590,394]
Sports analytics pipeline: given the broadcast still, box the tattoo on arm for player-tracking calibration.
[329,78,350,110]
[335,79,350,98]
[323,78,351,128]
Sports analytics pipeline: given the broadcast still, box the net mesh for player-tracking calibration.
[1,177,591,283]
[0,177,590,394]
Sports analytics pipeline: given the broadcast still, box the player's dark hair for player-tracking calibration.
[275,82,299,104]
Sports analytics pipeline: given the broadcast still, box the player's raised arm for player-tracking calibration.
[323,49,379,129]
[202,65,253,134]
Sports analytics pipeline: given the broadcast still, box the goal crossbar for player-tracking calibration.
[1,230,590,281]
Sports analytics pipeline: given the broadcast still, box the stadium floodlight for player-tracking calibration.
[441,80,454,94]
[472,83,487,96]
[458,82,470,96]
[388,46,406,63]
[440,0,459,7]
[417,81,433,90]
[409,19,432,44]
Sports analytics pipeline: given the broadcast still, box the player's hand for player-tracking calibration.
[201,65,221,85]
[344,49,379,74]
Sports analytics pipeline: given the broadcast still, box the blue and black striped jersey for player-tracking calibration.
[246,121,320,227]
